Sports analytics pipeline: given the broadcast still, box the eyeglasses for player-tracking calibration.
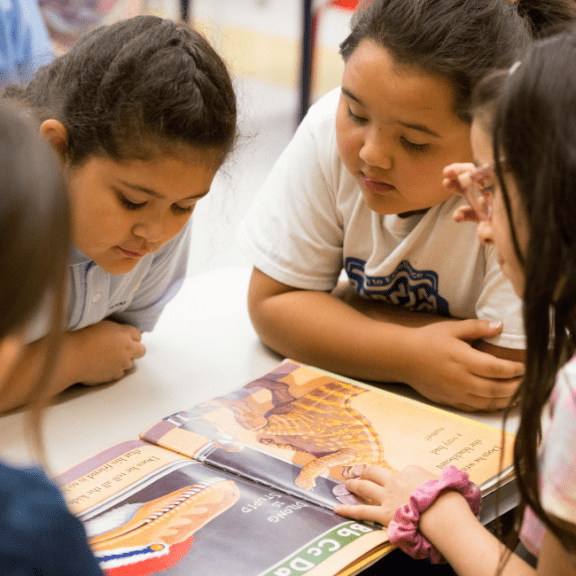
[461,162,498,221]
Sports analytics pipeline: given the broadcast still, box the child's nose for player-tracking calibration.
[476,219,493,246]
[359,128,392,170]
[132,217,166,244]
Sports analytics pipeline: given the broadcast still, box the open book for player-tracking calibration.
[55,360,516,576]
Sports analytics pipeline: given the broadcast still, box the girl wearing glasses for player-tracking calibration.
[336,27,576,576]
[238,0,576,412]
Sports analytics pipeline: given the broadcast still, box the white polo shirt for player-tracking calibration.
[25,220,191,343]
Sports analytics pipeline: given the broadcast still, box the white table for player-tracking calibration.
[0,265,519,491]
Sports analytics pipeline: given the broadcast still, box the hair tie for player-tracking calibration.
[387,465,481,564]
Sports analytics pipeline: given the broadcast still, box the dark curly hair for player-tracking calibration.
[3,16,237,166]
[340,0,576,123]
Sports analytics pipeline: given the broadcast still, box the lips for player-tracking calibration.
[362,175,395,194]
[116,246,147,258]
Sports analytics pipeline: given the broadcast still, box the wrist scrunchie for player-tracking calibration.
[387,465,481,564]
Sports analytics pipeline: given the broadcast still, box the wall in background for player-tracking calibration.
[146,0,352,99]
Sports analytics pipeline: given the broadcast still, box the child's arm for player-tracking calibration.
[335,466,576,576]
[248,267,524,412]
[0,320,145,413]
[334,279,524,361]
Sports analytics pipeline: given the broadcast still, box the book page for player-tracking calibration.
[140,361,515,512]
[56,439,390,576]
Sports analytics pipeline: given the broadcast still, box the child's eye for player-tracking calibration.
[172,204,194,216]
[119,194,146,211]
[347,106,367,124]
[400,136,430,153]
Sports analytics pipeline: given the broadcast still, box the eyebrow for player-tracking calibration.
[341,87,441,138]
[397,121,440,139]
[341,87,365,107]
[118,180,209,201]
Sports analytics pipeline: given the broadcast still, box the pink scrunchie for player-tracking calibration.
[387,465,481,564]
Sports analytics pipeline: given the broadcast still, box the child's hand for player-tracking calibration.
[67,319,147,384]
[334,465,438,526]
[442,162,475,195]
[452,204,479,223]
[405,320,523,411]
[443,163,481,224]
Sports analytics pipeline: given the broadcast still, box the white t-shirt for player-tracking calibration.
[238,88,524,349]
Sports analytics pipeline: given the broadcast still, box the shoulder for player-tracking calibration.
[539,360,576,523]
[0,461,62,500]
[0,462,103,574]
[296,87,340,150]
[305,87,340,124]
[551,359,576,417]
[0,461,73,532]
[293,88,345,190]
[425,196,502,263]
[420,196,482,242]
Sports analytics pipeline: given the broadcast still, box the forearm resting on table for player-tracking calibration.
[248,268,525,411]
[249,270,444,383]
[249,270,523,381]
[1,333,86,413]
[332,279,525,364]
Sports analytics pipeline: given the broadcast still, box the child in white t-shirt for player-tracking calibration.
[238,0,574,411]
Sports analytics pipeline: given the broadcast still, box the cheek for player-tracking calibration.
[395,156,449,199]
[68,185,117,234]
[165,213,193,243]
[493,216,524,280]
[336,131,362,177]
[73,203,135,252]
[335,111,359,167]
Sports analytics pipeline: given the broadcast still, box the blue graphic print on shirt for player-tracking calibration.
[345,257,450,316]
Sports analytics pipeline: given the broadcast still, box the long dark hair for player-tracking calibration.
[496,30,576,558]
[473,29,576,562]
[0,102,70,460]
[340,0,576,122]
[3,16,237,166]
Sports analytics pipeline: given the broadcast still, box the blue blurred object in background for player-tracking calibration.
[0,0,54,85]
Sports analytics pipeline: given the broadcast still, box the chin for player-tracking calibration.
[361,193,403,215]
[95,258,140,275]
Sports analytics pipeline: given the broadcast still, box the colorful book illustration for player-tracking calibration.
[56,360,516,576]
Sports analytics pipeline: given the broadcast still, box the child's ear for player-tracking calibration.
[39,119,69,160]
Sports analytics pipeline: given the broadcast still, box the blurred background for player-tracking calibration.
[36,0,357,272]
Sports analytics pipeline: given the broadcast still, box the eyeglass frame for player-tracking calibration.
[461,159,507,221]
